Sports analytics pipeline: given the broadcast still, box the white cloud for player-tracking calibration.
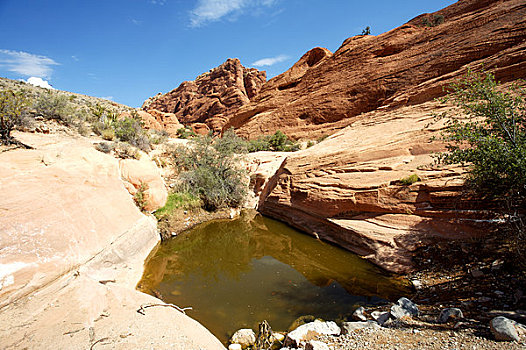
[0,49,59,78]
[150,0,166,5]
[27,77,54,89]
[251,54,289,67]
[71,55,79,61]
[190,0,279,27]
[100,96,114,101]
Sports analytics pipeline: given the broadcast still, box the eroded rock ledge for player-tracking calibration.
[0,132,224,349]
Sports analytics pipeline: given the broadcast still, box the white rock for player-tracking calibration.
[352,306,367,321]
[272,332,285,342]
[284,320,340,348]
[228,344,242,350]
[342,321,381,333]
[438,308,464,323]
[230,329,256,348]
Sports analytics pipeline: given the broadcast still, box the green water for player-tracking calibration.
[138,211,409,343]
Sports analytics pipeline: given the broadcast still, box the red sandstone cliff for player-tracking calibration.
[142,58,266,134]
[225,0,526,139]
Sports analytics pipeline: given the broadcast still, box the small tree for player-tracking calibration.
[435,69,525,256]
[361,26,371,35]
[0,90,28,145]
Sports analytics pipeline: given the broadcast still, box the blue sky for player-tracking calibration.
[0,0,456,107]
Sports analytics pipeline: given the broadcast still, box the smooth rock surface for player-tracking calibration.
[490,316,521,342]
[391,297,420,319]
[352,306,367,321]
[0,132,224,349]
[284,320,340,348]
[438,308,464,323]
[342,321,381,333]
[230,328,256,348]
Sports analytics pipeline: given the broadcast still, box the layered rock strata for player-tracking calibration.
[226,0,526,139]
[255,102,496,273]
[143,58,266,133]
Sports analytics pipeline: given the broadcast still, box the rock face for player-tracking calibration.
[226,0,526,139]
[0,132,224,349]
[285,320,340,348]
[143,58,266,133]
[255,101,494,273]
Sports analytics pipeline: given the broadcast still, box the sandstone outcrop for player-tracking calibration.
[0,132,224,349]
[226,0,526,139]
[119,155,168,212]
[143,58,266,133]
[255,101,494,273]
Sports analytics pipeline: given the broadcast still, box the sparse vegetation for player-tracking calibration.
[422,14,445,27]
[176,126,197,139]
[434,69,526,259]
[133,182,148,212]
[246,130,300,152]
[400,174,420,186]
[0,90,28,145]
[172,134,247,211]
[361,26,371,35]
[154,191,202,221]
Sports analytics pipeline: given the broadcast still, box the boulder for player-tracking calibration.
[230,328,256,348]
[371,311,390,325]
[228,344,242,350]
[352,306,367,321]
[490,316,522,342]
[119,155,168,211]
[284,320,340,348]
[438,308,464,323]
[391,297,419,319]
[342,321,381,333]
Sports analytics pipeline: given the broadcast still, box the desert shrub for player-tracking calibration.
[306,140,315,148]
[317,134,329,143]
[434,69,526,258]
[361,26,371,35]
[114,142,141,159]
[215,128,248,155]
[94,142,114,154]
[133,182,148,212]
[176,127,196,139]
[400,174,420,186]
[101,128,115,141]
[149,129,169,145]
[172,135,247,211]
[246,130,299,152]
[33,91,73,122]
[0,90,28,145]
[422,14,445,27]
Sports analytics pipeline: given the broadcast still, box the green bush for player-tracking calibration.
[33,91,73,122]
[0,90,28,145]
[434,69,525,258]
[246,130,299,152]
[176,127,196,139]
[361,26,371,35]
[172,135,247,211]
[133,182,148,212]
[400,174,420,186]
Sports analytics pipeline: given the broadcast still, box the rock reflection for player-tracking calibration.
[138,211,409,342]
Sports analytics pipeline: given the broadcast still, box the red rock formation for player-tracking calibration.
[143,58,266,133]
[225,0,526,139]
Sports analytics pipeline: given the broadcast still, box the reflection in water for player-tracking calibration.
[138,211,409,343]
